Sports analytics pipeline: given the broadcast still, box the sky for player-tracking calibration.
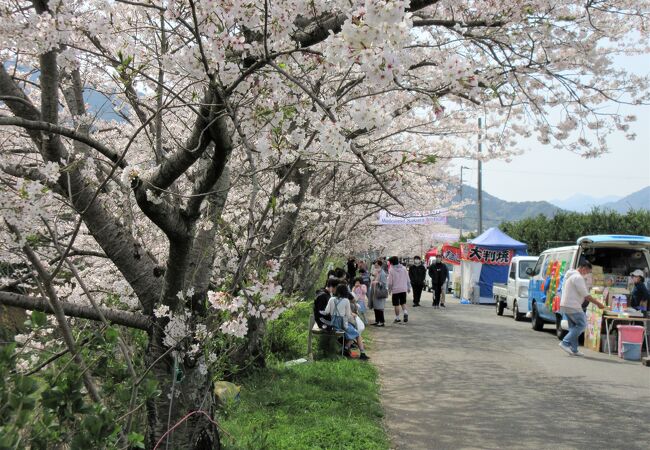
[451,53,650,204]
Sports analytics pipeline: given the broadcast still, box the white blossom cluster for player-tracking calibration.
[0,0,649,386]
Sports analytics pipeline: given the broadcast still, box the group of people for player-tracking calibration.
[314,254,648,360]
[313,255,450,358]
[409,256,450,309]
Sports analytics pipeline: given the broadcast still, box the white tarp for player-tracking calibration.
[460,260,482,303]
[378,209,448,225]
[431,232,460,242]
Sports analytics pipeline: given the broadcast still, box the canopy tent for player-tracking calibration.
[471,227,529,248]
[424,247,439,264]
[460,228,527,304]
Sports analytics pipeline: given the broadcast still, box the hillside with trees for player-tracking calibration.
[500,209,650,255]
[600,186,650,213]
[447,185,563,232]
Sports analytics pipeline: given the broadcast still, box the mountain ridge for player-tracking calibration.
[599,186,650,212]
[447,185,649,233]
[550,193,622,212]
[446,185,563,232]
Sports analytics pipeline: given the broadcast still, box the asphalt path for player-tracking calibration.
[370,295,650,450]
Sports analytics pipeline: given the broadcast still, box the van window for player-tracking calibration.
[532,255,546,276]
[557,251,573,274]
[509,262,516,280]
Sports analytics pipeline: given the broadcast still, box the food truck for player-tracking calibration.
[526,235,650,349]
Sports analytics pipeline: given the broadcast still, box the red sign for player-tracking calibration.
[441,245,461,266]
[461,244,512,266]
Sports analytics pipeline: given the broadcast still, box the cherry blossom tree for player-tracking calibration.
[1,0,648,447]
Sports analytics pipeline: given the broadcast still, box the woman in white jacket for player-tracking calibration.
[322,284,369,360]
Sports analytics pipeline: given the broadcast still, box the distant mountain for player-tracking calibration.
[446,185,563,233]
[599,186,650,213]
[550,193,622,213]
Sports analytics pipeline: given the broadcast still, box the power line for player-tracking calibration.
[479,168,649,179]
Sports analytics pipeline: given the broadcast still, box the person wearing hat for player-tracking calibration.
[629,269,649,317]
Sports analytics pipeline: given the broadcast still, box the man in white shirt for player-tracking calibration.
[559,260,605,356]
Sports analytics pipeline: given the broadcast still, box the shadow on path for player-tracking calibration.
[370,300,650,450]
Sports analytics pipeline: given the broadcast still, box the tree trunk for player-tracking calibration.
[146,328,220,449]
[265,169,311,261]
[185,167,231,296]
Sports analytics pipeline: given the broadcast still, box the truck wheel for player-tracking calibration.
[496,299,505,316]
[531,304,544,331]
[513,301,523,321]
[555,315,568,340]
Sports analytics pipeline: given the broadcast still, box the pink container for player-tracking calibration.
[617,325,645,357]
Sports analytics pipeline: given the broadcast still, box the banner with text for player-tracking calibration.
[378,209,447,225]
[431,232,460,242]
[461,244,512,266]
[441,245,461,266]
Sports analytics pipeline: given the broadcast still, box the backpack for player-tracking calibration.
[330,298,346,331]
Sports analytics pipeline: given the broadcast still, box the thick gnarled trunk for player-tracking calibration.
[146,328,220,449]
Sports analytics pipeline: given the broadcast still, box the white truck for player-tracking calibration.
[493,256,539,321]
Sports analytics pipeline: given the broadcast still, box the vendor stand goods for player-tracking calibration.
[586,284,649,360]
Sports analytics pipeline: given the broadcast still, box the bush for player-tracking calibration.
[263,301,311,362]
[500,208,650,255]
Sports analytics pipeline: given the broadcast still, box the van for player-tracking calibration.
[527,235,650,339]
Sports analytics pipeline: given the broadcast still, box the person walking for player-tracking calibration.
[388,256,411,323]
[347,256,357,286]
[428,257,448,309]
[558,260,605,356]
[408,255,426,307]
[369,260,388,327]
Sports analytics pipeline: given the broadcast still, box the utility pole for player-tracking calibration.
[477,117,483,234]
[459,165,470,240]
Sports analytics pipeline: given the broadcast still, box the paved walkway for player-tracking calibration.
[370,296,650,450]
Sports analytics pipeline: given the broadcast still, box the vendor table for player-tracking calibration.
[603,314,650,356]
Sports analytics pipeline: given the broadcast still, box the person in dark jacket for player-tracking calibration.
[428,257,449,309]
[314,278,339,328]
[347,256,357,286]
[630,269,649,317]
[408,255,426,307]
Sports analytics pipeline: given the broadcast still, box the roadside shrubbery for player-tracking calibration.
[262,301,311,362]
[501,209,650,255]
[220,301,388,450]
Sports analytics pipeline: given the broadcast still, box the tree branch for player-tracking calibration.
[0,291,153,331]
[0,116,127,168]
[184,112,232,219]
[144,91,217,190]
[290,0,441,48]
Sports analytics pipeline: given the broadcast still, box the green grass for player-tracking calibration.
[218,302,388,450]
[218,361,388,450]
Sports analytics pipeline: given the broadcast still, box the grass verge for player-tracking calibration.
[218,302,388,450]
